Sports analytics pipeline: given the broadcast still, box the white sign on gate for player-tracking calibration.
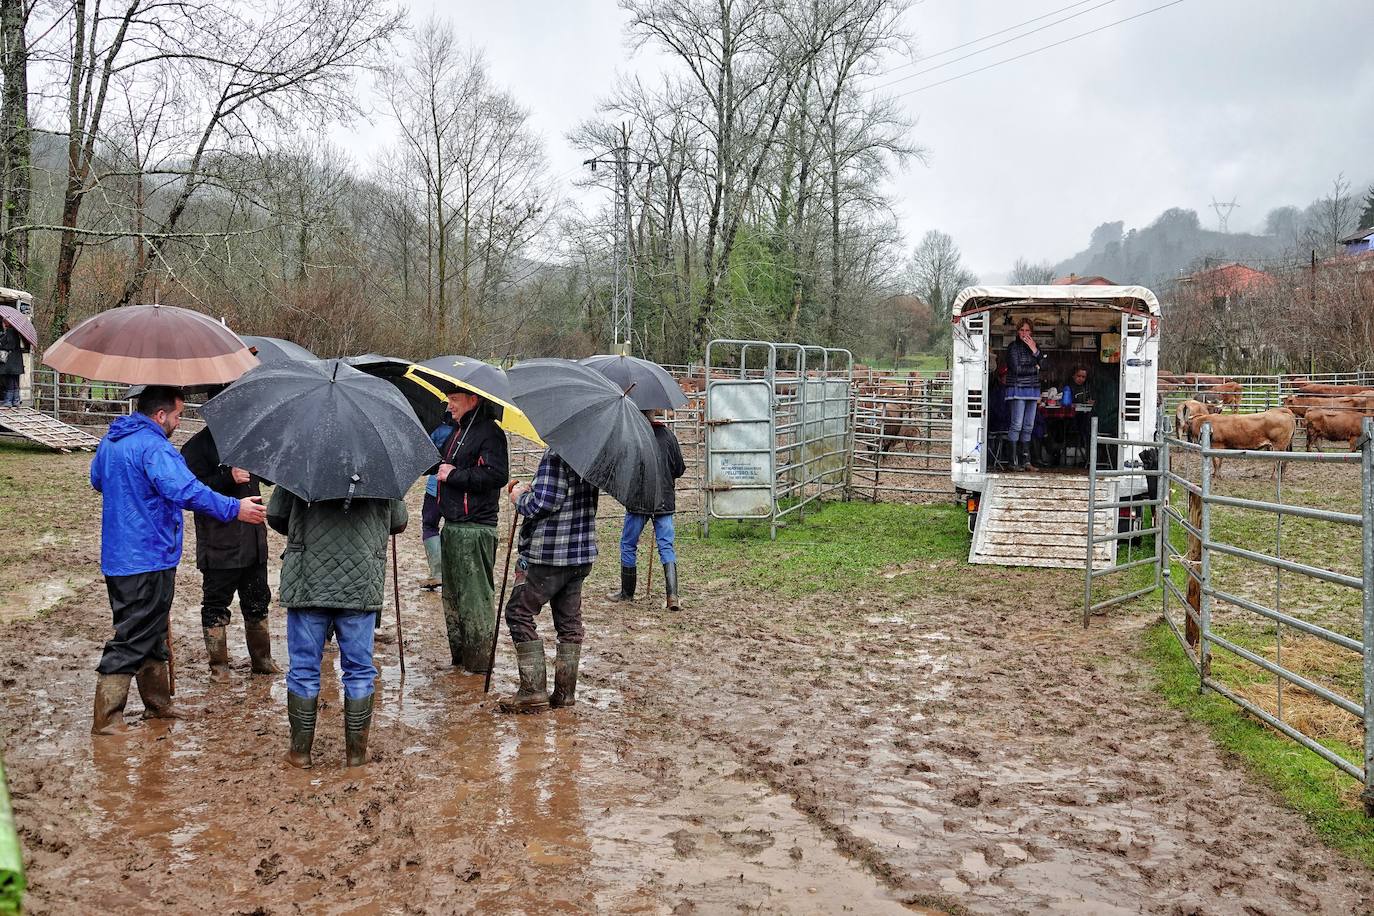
[705,381,774,519]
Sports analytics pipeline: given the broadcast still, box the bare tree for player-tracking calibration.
[1009,257,1055,285]
[1303,173,1358,256]
[382,20,551,351]
[905,229,976,327]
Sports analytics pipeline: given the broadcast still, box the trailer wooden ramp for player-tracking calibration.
[970,473,1116,569]
[0,407,101,453]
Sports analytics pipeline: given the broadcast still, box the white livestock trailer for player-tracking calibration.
[949,285,1161,567]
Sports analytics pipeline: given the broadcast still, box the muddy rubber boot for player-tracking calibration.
[203,626,231,683]
[285,692,317,768]
[606,565,636,602]
[244,617,281,675]
[134,660,191,720]
[550,643,581,709]
[91,673,135,735]
[663,563,681,611]
[498,641,550,714]
[421,536,442,590]
[344,693,374,767]
[1022,442,1037,472]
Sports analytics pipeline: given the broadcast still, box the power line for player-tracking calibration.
[872,0,1118,86]
[885,0,1188,99]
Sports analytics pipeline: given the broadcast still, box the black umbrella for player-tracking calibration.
[202,358,438,502]
[507,358,667,510]
[241,335,316,365]
[579,354,688,410]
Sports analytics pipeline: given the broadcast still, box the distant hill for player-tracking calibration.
[1050,208,1286,286]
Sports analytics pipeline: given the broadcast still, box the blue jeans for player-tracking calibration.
[620,513,676,567]
[286,609,376,700]
[1007,398,1036,444]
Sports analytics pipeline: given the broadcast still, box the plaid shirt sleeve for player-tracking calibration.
[516,453,568,520]
[515,453,599,566]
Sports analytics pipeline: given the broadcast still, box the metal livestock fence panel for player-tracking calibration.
[1144,421,1374,815]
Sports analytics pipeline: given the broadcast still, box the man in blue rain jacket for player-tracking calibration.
[88,385,267,735]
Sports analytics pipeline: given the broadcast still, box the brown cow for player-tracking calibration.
[1175,399,1220,438]
[1282,394,1360,419]
[1304,407,1370,452]
[1188,408,1296,478]
[1295,383,1374,397]
[1210,380,1243,409]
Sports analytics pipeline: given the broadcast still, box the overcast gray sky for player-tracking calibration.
[346,0,1374,280]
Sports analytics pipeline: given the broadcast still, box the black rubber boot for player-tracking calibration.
[606,565,636,602]
[498,641,550,714]
[203,626,231,683]
[286,692,317,769]
[1022,442,1037,472]
[244,617,281,675]
[91,673,134,735]
[344,693,374,767]
[550,643,581,709]
[663,563,680,611]
[135,660,191,720]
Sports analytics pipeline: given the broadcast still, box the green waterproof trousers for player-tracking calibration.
[440,522,498,672]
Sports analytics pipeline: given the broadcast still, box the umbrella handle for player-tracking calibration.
[484,513,519,694]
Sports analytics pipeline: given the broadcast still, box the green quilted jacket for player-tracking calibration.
[266,489,408,611]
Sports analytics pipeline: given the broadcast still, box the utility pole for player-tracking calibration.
[584,124,655,356]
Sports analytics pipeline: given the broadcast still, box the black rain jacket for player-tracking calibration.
[435,401,509,527]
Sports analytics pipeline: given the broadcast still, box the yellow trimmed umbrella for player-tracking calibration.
[406,356,543,445]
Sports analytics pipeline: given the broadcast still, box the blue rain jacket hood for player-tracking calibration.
[90,412,241,576]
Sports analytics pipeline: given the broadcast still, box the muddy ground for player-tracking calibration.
[2,444,1373,914]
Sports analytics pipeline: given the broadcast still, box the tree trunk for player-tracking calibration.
[0,0,31,291]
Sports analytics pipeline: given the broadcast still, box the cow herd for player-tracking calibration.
[1171,377,1374,477]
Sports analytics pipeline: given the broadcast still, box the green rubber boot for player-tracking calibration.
[286,692,317,768]
[550,642,581,709]
[498,641,550,714]
[345,693,374,767]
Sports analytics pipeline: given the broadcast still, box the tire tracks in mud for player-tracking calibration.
[589,567,1374,916]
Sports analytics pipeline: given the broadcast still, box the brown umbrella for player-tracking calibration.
[43,304,258,385]
[0,305,36,349]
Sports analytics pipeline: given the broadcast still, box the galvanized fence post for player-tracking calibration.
[1157,428,1169,595]
[1362,416,1374,816]
[1083,416,1099,628]
[1199,422,1214,689]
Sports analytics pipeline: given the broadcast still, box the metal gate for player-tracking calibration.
[1087,415,1374,815]
[702,340,853,539]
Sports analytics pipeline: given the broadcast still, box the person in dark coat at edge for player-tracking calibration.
[182,415,280,682]
[0,315,28,407]
[1004,318,1048,471]
[498,450,599,714]
[418,412,457,590]
[434,389,509,673]
[268,488,408,768]
[89,386,267,735]
[607,411,687,609]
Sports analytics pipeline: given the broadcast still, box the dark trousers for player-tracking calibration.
[504,560,592,645]
[97,568,176,675]
[200,563,271,629]
[421,492,442,541]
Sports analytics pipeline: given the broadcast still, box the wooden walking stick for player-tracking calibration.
[392,534,405,676]
[483,514,519,694]
[166,611,176,695]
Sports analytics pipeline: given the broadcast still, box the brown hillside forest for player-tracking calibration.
[0,1,1371,371]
